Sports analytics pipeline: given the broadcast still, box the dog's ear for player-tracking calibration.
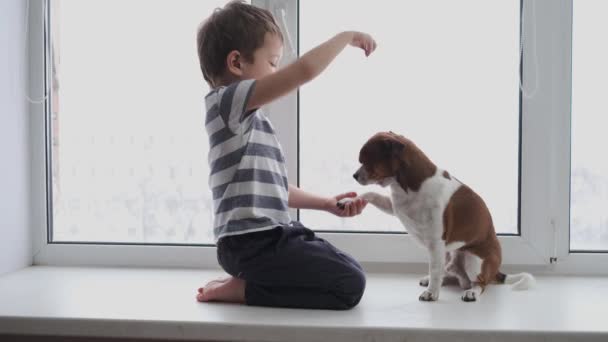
[383,138,405,159]
[385,138,409,191]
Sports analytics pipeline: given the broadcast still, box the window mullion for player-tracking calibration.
[254,0,299,220]
[553,0,573,261]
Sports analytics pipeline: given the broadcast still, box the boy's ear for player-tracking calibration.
[226,50,243,76]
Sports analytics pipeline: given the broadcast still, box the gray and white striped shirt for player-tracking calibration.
[205,80,291,241]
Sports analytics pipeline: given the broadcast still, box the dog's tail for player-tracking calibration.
[496,272,535,291]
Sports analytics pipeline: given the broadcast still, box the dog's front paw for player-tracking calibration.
[419,290,439,302]
[461,290,477,302]
[336,198,354,210]
[419,276,429,287]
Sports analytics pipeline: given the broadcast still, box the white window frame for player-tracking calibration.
[29,0,608,275]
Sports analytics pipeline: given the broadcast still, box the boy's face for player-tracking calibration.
[240,32,283,80]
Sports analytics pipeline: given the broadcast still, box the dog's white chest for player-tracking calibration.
[389,170,461,244]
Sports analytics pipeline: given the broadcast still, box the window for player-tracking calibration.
[570,0,608,252]
[49,0,243,244]
[300,0,520,234]
[30,0,607,271]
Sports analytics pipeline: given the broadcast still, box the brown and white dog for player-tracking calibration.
[352,131,534,302]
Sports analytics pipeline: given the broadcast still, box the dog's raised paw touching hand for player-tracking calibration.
[336,198,354,210]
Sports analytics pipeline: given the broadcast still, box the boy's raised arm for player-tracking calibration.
[247,31,376,111]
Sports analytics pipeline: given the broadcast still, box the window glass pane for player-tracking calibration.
[570,0,608,251]
[50,0,244,244]
[299,0,520,234]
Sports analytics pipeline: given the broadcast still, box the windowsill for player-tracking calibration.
[0,266,606,342]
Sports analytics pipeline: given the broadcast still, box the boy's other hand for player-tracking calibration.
[325,192,368,217]
[349,31,377,57]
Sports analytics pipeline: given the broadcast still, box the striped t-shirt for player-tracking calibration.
[205,79,291,241]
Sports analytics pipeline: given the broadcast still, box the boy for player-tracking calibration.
[196,1,377,310]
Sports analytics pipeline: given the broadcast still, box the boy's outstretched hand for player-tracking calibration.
[349,31,377,57]
[325,192,368,217]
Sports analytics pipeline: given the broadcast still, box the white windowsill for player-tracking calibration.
[0,266,606,342]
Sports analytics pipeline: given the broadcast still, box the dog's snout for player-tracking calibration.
[353,172,359,180]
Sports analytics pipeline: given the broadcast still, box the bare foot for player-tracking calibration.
[197,276,231,293]
[196,276,246,303]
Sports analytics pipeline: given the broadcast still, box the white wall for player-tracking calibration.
[0,0,32,275]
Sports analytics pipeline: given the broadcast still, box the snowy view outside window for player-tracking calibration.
[570,1,608,251]
[50,0,243,244]
[300,0,520,234]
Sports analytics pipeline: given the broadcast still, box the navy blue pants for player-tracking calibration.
[216,223,366,310]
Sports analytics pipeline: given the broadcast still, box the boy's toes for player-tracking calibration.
[197,288,213,302]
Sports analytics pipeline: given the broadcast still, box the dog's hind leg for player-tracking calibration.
[445,250,472,290]
[462,253,500,302]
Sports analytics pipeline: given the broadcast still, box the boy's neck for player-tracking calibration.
[213,74,242,89]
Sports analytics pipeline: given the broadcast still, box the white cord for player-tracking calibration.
[276,6,296,59]
[25,0,50,104]
[519,0,539,99]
